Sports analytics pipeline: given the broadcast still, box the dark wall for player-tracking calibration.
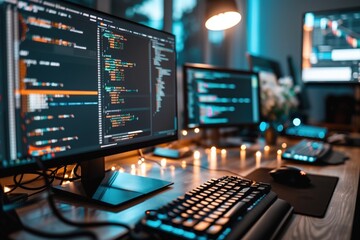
[251,0,360,124]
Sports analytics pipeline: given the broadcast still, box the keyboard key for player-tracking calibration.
[194,221,211,231]
[207,225,223,235]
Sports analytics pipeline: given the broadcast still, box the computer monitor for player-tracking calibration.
[301,7,360,84]
[0,0,177,206]
[183,63,261,146]
[246,53,283,79]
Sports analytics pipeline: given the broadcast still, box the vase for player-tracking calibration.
[264,124,278,146]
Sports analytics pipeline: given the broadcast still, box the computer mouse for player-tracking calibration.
[269,166,311,187]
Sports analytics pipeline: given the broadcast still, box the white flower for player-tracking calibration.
[259,73,299,121]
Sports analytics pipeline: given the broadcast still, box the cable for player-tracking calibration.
[21,224,97,239]
[32,158,133,237]
[13,171,52,191]
[59,165,67,186]
[73,163,81,178]
[2,188,96,240]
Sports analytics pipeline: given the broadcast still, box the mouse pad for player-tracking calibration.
[246,168,339,218]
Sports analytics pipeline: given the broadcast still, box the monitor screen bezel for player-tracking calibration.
[300,6,360,85]
[183,63,261,129]
[0,0,178,178]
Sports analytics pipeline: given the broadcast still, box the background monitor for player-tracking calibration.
[183,63,260,135]
[301,7,360,84]
[0,0,177,206]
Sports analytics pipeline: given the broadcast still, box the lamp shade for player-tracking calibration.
[205,0,241,31]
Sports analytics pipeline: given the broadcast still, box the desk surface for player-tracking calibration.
[9,138,360,239]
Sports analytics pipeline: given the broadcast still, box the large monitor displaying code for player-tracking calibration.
[0,0,177,173]
[183,64,260,129]
[301,7,360,83]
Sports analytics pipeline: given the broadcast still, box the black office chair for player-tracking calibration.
[246,53,283,79]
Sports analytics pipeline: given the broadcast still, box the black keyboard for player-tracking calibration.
[282,139,332,164]
[137,176,293,240]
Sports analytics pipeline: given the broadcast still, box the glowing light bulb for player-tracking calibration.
[221,149,227,160]
[205,12,241,31]
[281,143,287,149]
[3,186,11,193]
[161,158,167,167]
[193,150,201,159]
[276,149,283,164]
[194,128,200,134]
[181,160,187,168]
[182,130,188,136]
[255,151,262,167]
[241,145,246,151]
[111,166,116,171]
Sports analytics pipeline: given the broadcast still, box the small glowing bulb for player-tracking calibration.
[193,150,201,159]
[194,128,200,134]
[277,149,282,155]
[264,145,270,151]
[161,158,167,167]
[182,130,188,136]
[141,157,145,162]
[181,160,187,168]
[3,186,11,193]
[241,145,246,150]
[255,151,262,167]
[293,118,301,126]
[131,164,136,169]
[64,174,69,178]
[138,159,143,165]
[221,149,227,154]
[211,146,217,152]
[281,143,287,149]
[111,166,116,171]
[119,167,125,173]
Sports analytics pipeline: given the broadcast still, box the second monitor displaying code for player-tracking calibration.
[184,65,260,128]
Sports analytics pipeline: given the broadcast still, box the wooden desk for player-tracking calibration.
[9,139,360,239]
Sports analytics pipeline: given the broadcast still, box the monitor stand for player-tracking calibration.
[52,157,173,207]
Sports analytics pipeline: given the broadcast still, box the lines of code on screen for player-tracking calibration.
[185,68,260,128]
[0,0,176,163]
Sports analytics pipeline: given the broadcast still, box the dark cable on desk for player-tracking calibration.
[32,157,133,239]
[59,165,67,186]
[53,165,81,183]
[13,171,54,191]
[20,224,97,240]
[1,188,97,240]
